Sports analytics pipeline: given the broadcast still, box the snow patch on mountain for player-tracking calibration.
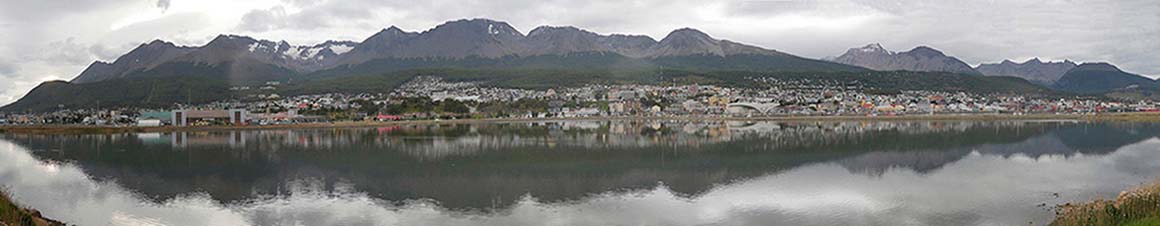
[329,45,353,55]
[282,46,316,60]
[270,42,356,61]
[488,24,499,35]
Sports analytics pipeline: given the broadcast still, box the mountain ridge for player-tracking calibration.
[71,35,359,84]
[67,18,860,85]
[832,44,981,75]
[71,40,197,83]
[976,58,1077,85]
[1054,62,1158,94]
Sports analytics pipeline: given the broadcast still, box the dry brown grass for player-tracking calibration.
[0,190,66,226]
[1052,181,1160,226]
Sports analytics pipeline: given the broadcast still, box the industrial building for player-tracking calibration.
[171,109,247,126]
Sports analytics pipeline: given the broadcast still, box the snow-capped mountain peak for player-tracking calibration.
[834,44,980,75]
[858,43,891,54]
[240,39,357,62]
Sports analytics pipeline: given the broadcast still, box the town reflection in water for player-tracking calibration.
[1,120,1159,226]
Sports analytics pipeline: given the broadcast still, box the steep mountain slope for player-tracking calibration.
[291,69,1056,100]
[334,19,527,65]
[646,28,729,57]
[832,44,981,75]
[337,19,797,65]
[70,18,861,86]
[321,20,863,77]
[72,61,115,82]
[597,34,657,58]
[647,28,781,57]
[0,77,231,113]
[523,26,613,55]
[260,40,357,71]
[976,58,1076,85]
[70,40,196,83]
[70,36,358,84]
[1054,63,1157,94]
[650,54,866,72]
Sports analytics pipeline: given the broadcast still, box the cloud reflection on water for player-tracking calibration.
[0,121,1158,226]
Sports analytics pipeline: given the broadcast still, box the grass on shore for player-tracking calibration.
[0,190,65,226]
[1052,181,1160,226]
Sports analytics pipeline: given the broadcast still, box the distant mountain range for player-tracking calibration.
[72,38,357,83]
[1055,63,1158,94]
[830,43,1158,95]
[1,18,1156,112]
[975,58,1077,85]
[68,19,862,85]
[831,44,980,75]
[337,24,789,65]
[973,59,1156,94]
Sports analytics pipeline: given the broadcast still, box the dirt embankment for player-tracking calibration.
[1,191,66,226]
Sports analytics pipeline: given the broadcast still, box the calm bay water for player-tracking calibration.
[1,120,1159,226]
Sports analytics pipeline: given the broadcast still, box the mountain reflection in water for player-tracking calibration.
[1,120,1159,226]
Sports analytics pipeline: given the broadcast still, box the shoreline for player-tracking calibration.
[1,190,66,226]
[1052,180,1160,226]
[2,112,1160,135]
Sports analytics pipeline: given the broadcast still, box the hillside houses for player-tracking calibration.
[4,76,1157,126]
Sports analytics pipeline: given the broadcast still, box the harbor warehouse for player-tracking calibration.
[172,109,247,126]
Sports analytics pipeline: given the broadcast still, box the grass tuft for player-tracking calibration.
[1052,181,1160,226]
[0,190,67,226]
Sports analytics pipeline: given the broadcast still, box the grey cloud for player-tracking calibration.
[281,0,323,7]
[237,3,377,32]
[240,0,1158,77]
[40,38,93,65]
[0,0,171,105]
[235,0,702,37]
[0,0,131,22]
[0,61,15,78]
[87,42,139,62]
[780,0,1159,77]
[724,0,876,18]
[848,0,908,14]
[238,6,289,32]
[157,0,171,11]
[1091,0,1160,76]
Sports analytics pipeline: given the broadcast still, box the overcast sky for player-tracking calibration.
[1,0,1157,105]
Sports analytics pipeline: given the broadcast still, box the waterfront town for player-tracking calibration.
[2,76,1158,127]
